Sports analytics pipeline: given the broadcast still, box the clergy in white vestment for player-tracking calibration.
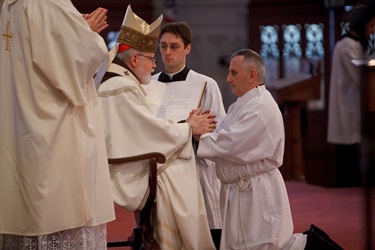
[151,21,226,248]
[197,49,345,250]
[327,5,375,187]
[0,0,115,249]
[197,49,310,250]
[97,5,216,250]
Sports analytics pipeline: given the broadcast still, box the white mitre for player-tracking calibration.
[94,4,163,86]
[117,5,163,53]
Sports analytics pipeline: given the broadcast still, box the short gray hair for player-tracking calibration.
[117,48,139,63]
[231,49,265,82]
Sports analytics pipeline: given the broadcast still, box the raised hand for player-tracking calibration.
[83,7,109,33]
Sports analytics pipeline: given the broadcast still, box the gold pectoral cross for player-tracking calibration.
[2,21,12,51]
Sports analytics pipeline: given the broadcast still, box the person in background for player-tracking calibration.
[97,5,216,249]
[0,1,115,249]
[197,49,343,250]
[151,21,226,249]
[327,4,375,187]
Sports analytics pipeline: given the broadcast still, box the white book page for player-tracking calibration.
[144,80,206,123]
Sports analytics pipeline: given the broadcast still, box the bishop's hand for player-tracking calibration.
[187,107,217,135]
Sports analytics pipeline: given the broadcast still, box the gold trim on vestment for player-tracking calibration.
[157,221,180,249]
[118,26,158,53]
[156,123,192,176]
[2,21,13,51]
[98,85,137,97]
[136,187,150,211]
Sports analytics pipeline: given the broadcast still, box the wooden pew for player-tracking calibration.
[267,72,321,181]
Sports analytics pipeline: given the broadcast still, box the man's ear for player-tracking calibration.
[248,68,257,82]
[185,44,192,56]
[130,54,138,67]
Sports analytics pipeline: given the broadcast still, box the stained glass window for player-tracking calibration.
[260,25,279,58]
[282,24,302,58]
[369,33,375,55]
[305,23,324,59]
[260,22,325,109]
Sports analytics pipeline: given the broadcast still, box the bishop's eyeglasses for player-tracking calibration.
[135,54,157,63]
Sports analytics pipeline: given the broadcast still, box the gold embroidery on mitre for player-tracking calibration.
[118,26,158,53]
[116,5,162,53]
[2,21,13,52]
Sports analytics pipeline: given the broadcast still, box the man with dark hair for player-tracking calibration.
[151,21,226,249]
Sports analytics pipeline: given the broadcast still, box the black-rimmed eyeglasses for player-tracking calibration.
[159,43,182,51]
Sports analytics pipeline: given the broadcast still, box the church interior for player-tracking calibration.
[70,0,374,249]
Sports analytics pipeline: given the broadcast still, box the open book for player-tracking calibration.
[143,80,207,123]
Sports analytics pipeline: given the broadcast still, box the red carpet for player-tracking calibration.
[107,205,133,250]
[287,181,373,250]
[107,181,374,250]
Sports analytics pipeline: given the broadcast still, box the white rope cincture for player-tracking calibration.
[222,169,274,249]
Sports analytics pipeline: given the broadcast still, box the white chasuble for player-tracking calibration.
[0,0,115,236]
[98,64,215,250]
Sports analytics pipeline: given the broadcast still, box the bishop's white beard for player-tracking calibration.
[139,74,152,85]
[136,61,152,85]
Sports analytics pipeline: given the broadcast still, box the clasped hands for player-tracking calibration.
[83,7,109,33]
[186,107,217,137]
